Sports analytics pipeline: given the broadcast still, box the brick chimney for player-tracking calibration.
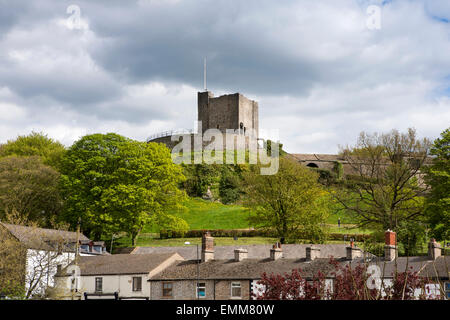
[270,242,282,261]
[234,248,248,262]
[346,245,362,260]
[201,231,214,262]
[306,246,320,261]
[384,230,397,261]
[428,238,442,260]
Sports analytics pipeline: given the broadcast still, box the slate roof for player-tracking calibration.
[418,256,450,280]
[64,253,180,276]
[132,244,349,260]
[349,255,450,280]
[149,257,347,281]
[349,256,431,277]
[0,222,89,251]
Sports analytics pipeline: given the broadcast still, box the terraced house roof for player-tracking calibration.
[133,244,349,260]
[149,257,347,281]
[0,222,89,251]
[65,252,183,276]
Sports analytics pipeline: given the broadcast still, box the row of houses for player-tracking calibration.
[55,231,449,300]
[1,222,448,300]
[0,222,108,298]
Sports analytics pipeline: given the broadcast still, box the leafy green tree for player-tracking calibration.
[424,128,450,241]
[243,157,329,243]
[60,133,186,244]
[219,165,244,204]
[396,220,427,256]
[265,140,286,157]
[182,163,220,197]
[0,156,63,227]
[0,132,66,170]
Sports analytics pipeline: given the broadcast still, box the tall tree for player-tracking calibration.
[424,128,450,240]
[60,133,186,244]
[0,132,66,170]
[0,156,63,227]
[243,157,329,243]
[334,128,431,231]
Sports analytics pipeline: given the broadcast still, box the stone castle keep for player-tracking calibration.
[197,91,258,136]
[148,90,345,170]
[148,91,260,150]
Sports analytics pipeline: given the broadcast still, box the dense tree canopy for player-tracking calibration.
[59,133,187,244]
[424,128,450,240]
[0,132,66,170]
[0,156,63,227]
[243,157,329,243]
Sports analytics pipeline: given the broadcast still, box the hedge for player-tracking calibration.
[159,229,371,241]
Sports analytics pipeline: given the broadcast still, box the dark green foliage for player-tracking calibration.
[396,220,427,256]
[311,168,334,185]
[424,127,450,241]
[182,162,246,204]
[264,140,286,156]
[0,156,62,227]
[219,166,244,204]
[182,163,220,197]
[333,161,344,180]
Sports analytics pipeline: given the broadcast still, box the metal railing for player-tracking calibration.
[146,128,195,142]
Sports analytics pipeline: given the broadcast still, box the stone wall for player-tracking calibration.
[149,279,251,300]
[149,133,259,153]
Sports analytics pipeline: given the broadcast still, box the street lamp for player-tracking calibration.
[184,241,200,300]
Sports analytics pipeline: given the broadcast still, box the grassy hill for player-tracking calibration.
[142,198,252,232]
[109,196,370,249]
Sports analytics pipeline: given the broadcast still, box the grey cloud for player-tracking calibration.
[0,0,449,153]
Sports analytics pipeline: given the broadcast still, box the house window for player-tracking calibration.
[162,282,173,298]
[132,277,142,292]
[95,277,103,292]
[231,282,242,298]
[196,282,206,298]
[445,282,450,299]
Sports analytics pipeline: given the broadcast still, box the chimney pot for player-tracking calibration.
[270,243,283,261]
[234,248,248,262]
[346,246,362,260]
[201,231,214,262]
[428,239,441,260]
[306,246,320,261]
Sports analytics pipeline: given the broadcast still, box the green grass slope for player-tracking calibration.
[142,198,251,232]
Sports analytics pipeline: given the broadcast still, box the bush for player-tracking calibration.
[161,228,371,241]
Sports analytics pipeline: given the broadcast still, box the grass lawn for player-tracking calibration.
[326,224,373,235]
[112,235,364,249]
[111,197,372,249]
[326,207,359,225]
[113,236,279,248]
[142,198,252,232]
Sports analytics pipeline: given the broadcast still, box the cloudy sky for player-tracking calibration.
[0,0,449,153]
